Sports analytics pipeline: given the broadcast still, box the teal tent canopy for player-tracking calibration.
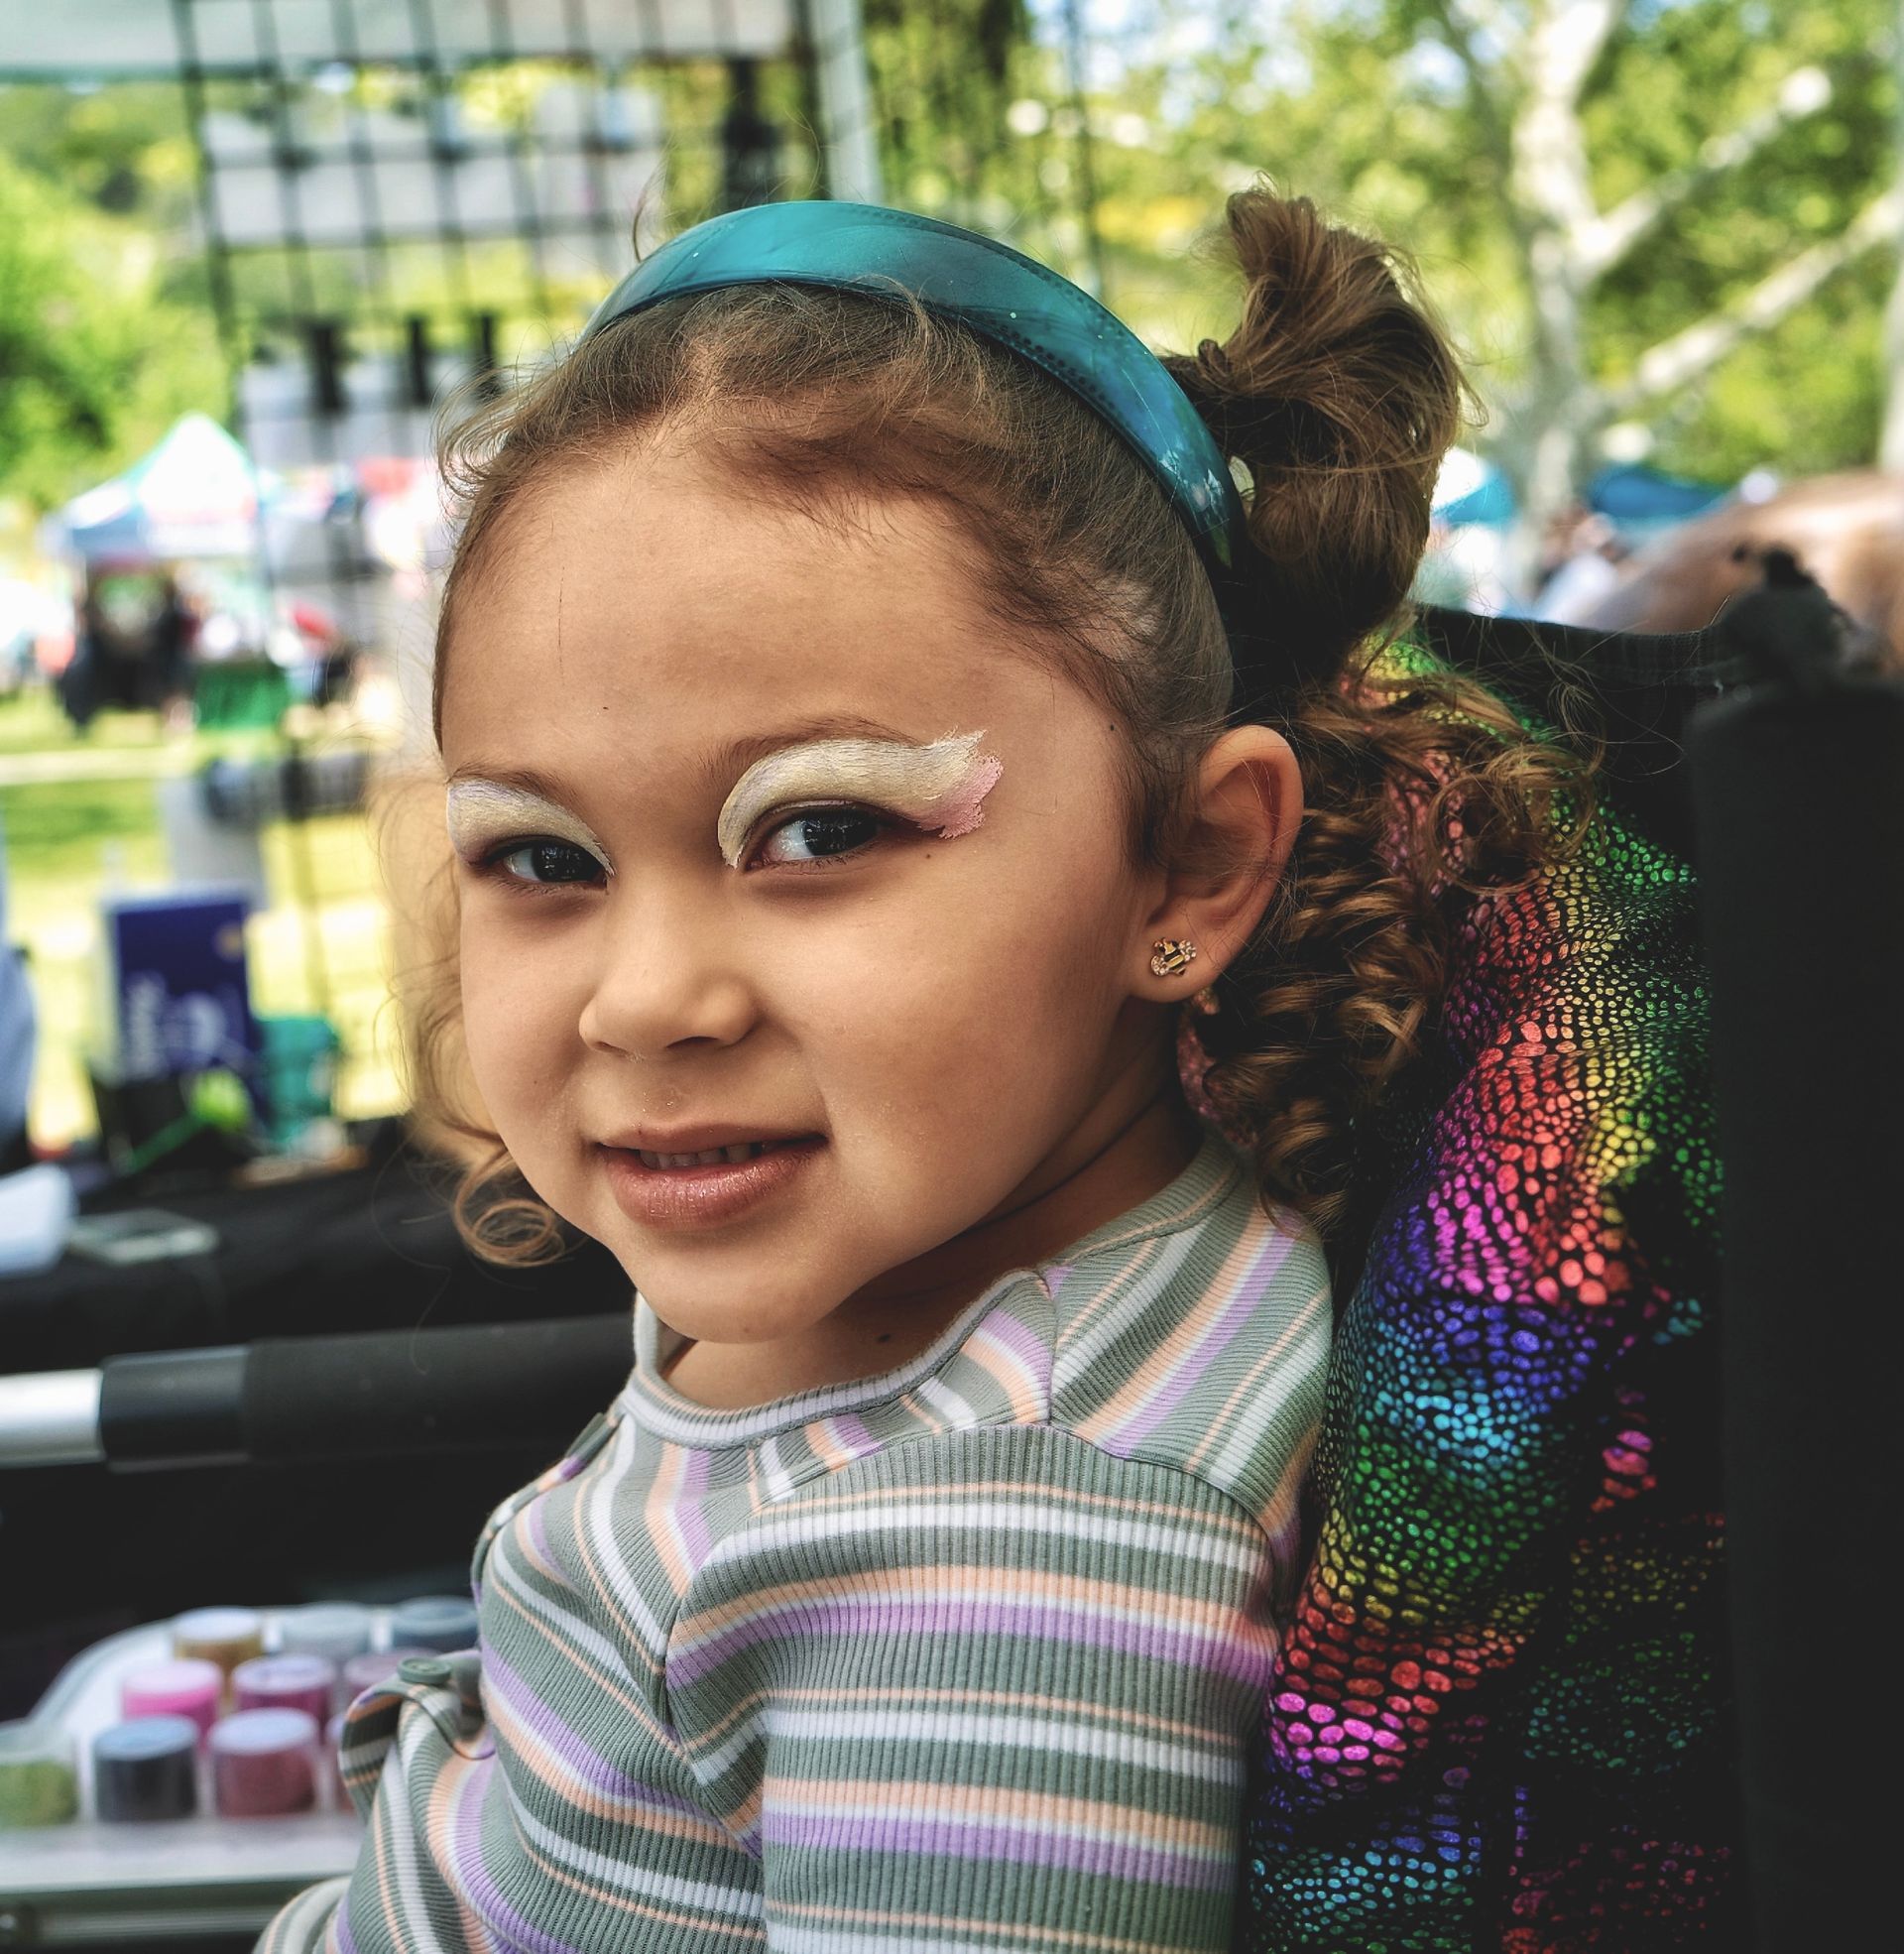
[60,415,263,562]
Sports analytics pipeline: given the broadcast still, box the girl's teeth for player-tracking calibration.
[635,1141,787,1169]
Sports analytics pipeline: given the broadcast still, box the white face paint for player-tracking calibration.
[444,779,613,873]
[715,730,1005,869]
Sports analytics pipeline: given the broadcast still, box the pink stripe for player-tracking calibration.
[762,1808,1228,1889]
[677,1444,713,1567]
[1101,1231,1297,1454]
[671,1596,1271,1690]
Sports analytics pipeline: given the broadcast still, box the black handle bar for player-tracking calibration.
[0,1314,631,1471]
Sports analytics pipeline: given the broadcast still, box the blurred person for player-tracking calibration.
[1534,508,1630,624]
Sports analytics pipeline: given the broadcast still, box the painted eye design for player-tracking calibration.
[489,838,604,887]
[752,806,888,868]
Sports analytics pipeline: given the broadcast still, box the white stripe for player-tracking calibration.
[1051,1227,1205,1393]
[671,1584,1276,1668]
[770,1935,1085,1954]
[766,1787,1233,1861]
[578,1417,672,1647]
[259,1874,350,1951]
[1203,1277,1332,1491]
[761,1434,795,1502]
[916,1373,981,1427]
[692,1497,1261,1582]
[488,1512,668,1679]
[509,1783,767,1918]
[696,1705,1243,1787]
[375,1717,461,1954]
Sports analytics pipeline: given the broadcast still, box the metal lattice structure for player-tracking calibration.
[3,0,886,645]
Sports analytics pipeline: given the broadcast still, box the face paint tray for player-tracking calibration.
[0,1607,403,1946]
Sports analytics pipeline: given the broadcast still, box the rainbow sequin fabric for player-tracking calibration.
[1242,617,1735,1951]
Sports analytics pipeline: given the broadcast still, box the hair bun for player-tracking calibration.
[1163,186,1467,689]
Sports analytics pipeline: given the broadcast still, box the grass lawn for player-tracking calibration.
[0,686,407,1148]
[0,687,176,758]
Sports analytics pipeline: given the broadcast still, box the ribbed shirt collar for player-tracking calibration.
[623,1127,1246,1446]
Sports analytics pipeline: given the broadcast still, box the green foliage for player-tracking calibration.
[0,0,1897,507]
[0,149,226,512]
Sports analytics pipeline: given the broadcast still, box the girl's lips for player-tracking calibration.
[597,1136,824,1229]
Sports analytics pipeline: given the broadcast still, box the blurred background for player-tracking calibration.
[0,0,1898,1162]
[0,1,1895,1934]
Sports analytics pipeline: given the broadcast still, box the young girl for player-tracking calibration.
[260,187,1604,1953]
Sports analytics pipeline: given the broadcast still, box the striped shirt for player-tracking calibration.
[259,1130,1332,1954]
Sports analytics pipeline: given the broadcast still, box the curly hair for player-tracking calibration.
[395,183,1603,1266]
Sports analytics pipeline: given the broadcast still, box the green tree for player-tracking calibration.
[0,144,224,512]
[1078,0,1894,577]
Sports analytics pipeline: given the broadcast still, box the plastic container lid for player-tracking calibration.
[209,1707,318,1817]
[277,1602,372,1664]
[390,1596,477,1653]
[172,1607,265,1670]
[120,1657,222,1739]
[232,1653,336,1724]
[92,1716,198,1822]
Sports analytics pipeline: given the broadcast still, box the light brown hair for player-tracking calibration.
[397,185,1600,1268]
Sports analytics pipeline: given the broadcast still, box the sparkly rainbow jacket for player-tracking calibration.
[1241,610,1736,1952]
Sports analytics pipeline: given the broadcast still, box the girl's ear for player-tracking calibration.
[1138,724,1302,995]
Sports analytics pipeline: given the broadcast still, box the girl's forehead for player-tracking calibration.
[441,458,1051,759]
[472,449,990,637]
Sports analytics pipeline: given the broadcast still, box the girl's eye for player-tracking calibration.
[751,805,889,869]
[483,838,605,889]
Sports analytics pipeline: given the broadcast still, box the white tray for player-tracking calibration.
[0,1609,399,1944]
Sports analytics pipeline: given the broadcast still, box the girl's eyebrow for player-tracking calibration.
[450,720,926,804]
[444,777,612,865]
[444,763,572,801]
[701,714,917,793]
[715,729,1003,867]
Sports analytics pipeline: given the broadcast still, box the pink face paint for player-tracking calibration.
[925,751,1006,838]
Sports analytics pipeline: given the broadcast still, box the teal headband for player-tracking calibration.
[580,199,1253,614]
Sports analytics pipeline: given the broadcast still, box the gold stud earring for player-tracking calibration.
[1149,937,1198,979]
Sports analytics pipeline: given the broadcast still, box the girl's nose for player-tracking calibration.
[576,890,758,1058]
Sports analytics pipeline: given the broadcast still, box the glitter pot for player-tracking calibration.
[340,1647,431,1702]
[232,1653,336,1726]
[390,1596,477,1653]
[210,1708,318,1817]
[120,1658,222,1743]
[92,1716,198,1822]
[172,1606,265,1683]
[277,1602,371,1667]
[0,1725,78,1827]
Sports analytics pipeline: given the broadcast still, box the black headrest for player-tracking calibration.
[1411,604,1739,861]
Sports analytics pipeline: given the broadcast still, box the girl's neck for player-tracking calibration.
[656,1069,1206,1410]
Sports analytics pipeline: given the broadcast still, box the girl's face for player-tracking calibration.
[440,448,1180,1351]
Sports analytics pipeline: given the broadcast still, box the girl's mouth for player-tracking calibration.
[635,1138,800,1169]
[599,1136,825,1228]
